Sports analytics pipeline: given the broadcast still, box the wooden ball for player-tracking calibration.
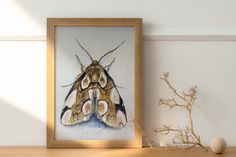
[210,137,227,154]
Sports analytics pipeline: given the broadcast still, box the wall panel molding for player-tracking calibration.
[144,35,236,41]
[0,36,46,41]
[1,35,236,41]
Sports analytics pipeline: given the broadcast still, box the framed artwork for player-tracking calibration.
[47,18,142,148]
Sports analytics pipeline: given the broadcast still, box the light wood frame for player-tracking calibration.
[47,18,142,148]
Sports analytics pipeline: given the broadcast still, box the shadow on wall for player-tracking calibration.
[0,98,46,146]
[11,0,108,31]
[141,41,162,146]
[11,0,154,35]
[13,0,57,28]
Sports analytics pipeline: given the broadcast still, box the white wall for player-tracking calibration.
[2,0,236,36]
[0,0,236,146]
[143,40,236,146]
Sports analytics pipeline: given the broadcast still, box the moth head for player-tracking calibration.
[91,60,99,66]
[83,62,108,89]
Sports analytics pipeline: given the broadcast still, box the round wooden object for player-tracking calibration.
[210,137,227,154]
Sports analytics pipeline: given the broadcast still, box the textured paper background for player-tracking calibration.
[55,26,135,140]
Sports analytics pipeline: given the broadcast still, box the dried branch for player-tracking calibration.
[154,73,207,151]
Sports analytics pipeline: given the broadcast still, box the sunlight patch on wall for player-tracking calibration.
[0,41,46,122]
[0,0,43,36]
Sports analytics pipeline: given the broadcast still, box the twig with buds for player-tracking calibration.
[154,73,207,151]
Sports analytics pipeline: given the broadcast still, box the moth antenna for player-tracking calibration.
[104,58,116,72]
[75,54,85,71]
[76,39,93,62]
[98,40,125,63]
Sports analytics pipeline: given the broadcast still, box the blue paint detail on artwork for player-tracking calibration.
[67,114,120,130]
[80,114,109,129]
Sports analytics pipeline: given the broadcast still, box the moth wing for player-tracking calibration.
[60,72,93,126]
[96,71,127,128]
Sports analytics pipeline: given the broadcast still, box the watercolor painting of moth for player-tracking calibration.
[47,18,142,147]
[60,40,127,129]
[54,26,137,141]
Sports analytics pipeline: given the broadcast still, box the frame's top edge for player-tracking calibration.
[47,18,142,20]
[47,18,142,26]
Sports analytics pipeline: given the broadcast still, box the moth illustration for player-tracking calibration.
[60,40,127,128]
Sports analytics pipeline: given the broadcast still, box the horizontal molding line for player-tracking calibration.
[0,36,46,41]
[1,35,236,41]
[144,35,236,41]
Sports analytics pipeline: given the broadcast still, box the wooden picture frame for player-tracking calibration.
[47,18,142,148]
